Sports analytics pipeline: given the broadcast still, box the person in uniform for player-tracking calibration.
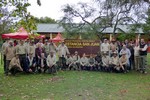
[88,54,96,71]
[16,40,27,72]
[102,52,111,72]
[1,38,9,74]
[110,52,120,72]
[95,52,102,71]
[80,53,89,70]
[72,51,81,70]
[43,39,50,57]
[46,51,57,74]
[9,54,23,75]
[119,52,128,73]
[5,41,15,75]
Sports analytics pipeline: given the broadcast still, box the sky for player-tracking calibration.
[27,0,92,21]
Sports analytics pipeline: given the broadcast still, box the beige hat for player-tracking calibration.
[122,52,126,55]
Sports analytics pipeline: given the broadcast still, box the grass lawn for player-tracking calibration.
[0,54,150,100]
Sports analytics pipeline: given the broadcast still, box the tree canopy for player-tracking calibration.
[60,0,150,39]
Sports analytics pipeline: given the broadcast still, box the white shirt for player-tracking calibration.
[46,55,56,67]
[101,43,110,52]
[80,57,89,66]
[57,44,70,57]
[119,48,131,59]
[134,46,139,56]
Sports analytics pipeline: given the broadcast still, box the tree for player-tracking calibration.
[60,0,150,39]
[34,17,56,23]
[0,0,41,33]
[60,2,112,40]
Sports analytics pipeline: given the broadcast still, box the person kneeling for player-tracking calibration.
[118,52,128,73]
[46,51,57,74]
[110,52,120,72]
[102,52,111,72]
[26,53,36,73]
[9,54,23,75]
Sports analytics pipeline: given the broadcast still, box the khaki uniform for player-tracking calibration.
[9,57,23,71]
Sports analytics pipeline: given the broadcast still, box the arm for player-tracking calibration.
[141,44,148,51]
[128,49,131,58]
[46,56,50,67]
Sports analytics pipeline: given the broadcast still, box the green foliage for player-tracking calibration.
[117,33,136,41]
[143,8,150,34]
[34,17,57,24]
[0,0,41,33]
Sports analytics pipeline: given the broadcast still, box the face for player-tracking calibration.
[16,55,19,59]
[75,52,78,56]
[104,39,107,43]
[50,53,53,57]
[20,40,24,45]
[41,53,45,58]
[113,54,117,57]
[9,42,13,46]
[29,54,33,58]
[83,53,86,57]
[141,39,144,43]
[123,45,126,50]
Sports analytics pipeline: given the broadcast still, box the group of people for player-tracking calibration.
[1,37,148,76]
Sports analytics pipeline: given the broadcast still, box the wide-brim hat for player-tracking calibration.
[122,52,126,55]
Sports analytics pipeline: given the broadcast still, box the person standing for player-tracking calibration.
[16,40,27,72]
[43,39,50,57]
[1,38,9,74]
[134,42,140,71]
[57,41,70,69]
[119,45,131,70]
[100,39,110,55]
[139,39,148,74]
[5,41,15,75]
[29,40,36,57]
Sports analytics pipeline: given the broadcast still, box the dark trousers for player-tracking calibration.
[6,60,11,74]
[44,65,57,74]
[19,54,27,72]
[3,55,6,73]
[10,66,20,75]
[81,65,87,70]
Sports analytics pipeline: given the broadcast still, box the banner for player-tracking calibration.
[65,39,100,56]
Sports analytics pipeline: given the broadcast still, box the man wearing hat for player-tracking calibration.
[9,54,23,75]
[16,40,27,72]
[29,40,36,57]
[46,51,57,74]
[102,51,111,72]
[57,41,70,58]
[110,52,120,72]
[57,41,70,70]
[119,44,131,70]
[5,40,15,75]
[1,38,9,74]
[119,52,128,73]
[100,39,110,55]
[43,39,50,57]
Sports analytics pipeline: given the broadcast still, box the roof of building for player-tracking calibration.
[34,23,144,34]
[35,24,64,33]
